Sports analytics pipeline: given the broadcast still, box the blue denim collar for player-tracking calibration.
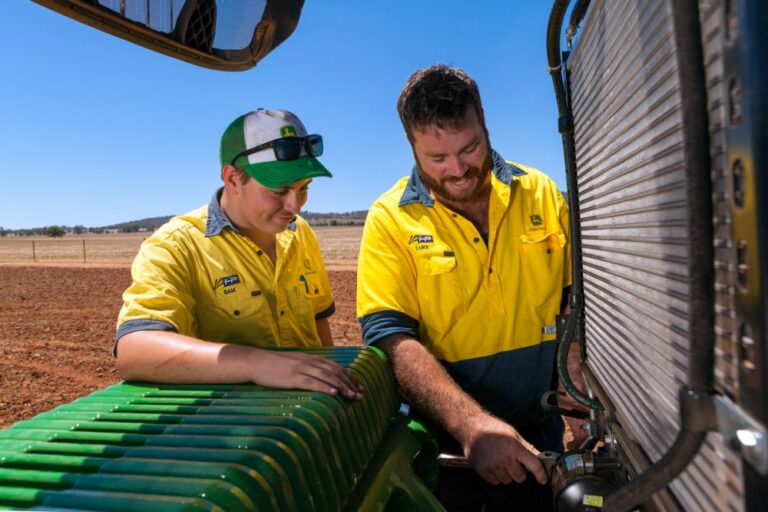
[205,188,236,237]
[205,187,296,236]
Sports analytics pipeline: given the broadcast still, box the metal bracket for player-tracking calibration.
[715,395,768,475]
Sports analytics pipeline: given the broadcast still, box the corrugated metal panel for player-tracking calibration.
[0,346,440,511]
[568,0,743,510]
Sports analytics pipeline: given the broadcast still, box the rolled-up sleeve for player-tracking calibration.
[115,235,196,346]
[356,203,420,345]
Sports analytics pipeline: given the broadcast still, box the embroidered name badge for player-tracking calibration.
[409,234,434,245]
[214,274,241,290]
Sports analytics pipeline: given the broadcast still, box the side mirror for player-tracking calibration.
[32,0,304,71]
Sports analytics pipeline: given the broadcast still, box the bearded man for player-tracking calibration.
[357,65,579,511]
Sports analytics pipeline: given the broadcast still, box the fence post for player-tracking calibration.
[32,241,36,262]
[82,239,86,263]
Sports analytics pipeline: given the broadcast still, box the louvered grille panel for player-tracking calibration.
[570,0,688,458]
[568,0,743,509]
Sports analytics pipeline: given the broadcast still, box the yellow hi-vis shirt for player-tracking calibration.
[116,189,334,350]
[356,151,571,423]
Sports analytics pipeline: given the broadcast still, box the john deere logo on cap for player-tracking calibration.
[281,125,297,138]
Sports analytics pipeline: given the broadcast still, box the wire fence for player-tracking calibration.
[0,228,364,266]
[0,236,144,264]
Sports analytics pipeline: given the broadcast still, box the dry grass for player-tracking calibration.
[0,234,145,264]
[0,226,363,269]
[312,225,363,270]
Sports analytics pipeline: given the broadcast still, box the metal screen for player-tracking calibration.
[568,0,743,509]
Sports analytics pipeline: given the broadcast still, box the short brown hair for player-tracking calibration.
[397,65,483,141]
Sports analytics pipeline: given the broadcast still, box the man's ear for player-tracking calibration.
[221,165,241,192]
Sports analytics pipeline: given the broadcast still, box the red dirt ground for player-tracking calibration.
[0,265,361,428]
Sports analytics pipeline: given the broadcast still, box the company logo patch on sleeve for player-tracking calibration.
[542,324,557,335]
[214,274,241,290]
[408,234,434,245]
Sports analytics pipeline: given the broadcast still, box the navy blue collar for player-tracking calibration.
[205,187,296,237]
[398,149,527,207]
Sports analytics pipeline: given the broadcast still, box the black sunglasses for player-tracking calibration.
[231,134,323,166]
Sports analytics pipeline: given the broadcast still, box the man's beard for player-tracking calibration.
[417,153,492,203]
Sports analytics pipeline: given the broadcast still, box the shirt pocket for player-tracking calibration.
[198,294,273,347]
[291,272,323,319]
[519,231,567,310]
[297,272,323,300]
[415,252,464,329]
[427,255,457,275]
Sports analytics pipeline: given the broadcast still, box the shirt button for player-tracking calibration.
[452,213,457,218]
[257,250,263,256]
[473,237,480,243]
[233,310,240,316]
[489,267,493,274]
[280,310,285,316]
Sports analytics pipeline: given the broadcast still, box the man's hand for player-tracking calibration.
[462,414,548,485]
[380,336,548,485]
[558,334,591,450]
[563,415,589,451]
[248,349,363,400]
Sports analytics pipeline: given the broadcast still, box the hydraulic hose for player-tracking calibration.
[565,0,590,50]
[547,0,603,412]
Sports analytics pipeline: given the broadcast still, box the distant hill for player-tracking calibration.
[98,216,175,232]
[302,210,368,226]
[0,210,369,236]
[99,211,368,231]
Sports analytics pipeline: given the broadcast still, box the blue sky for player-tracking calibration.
[1,2,566,230]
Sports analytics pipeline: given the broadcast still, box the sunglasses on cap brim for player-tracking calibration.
[231,134,323,166]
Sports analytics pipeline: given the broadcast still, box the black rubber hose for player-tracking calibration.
[566,0,590,49]
[604,0,715,508]
[547,0,604,412]
[547,0,569,109]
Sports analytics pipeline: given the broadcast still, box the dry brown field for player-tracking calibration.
[0,227,363,428]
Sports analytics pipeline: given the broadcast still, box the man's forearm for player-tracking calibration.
[117,330,256,383]
[378,333,486,445]
[116,330,363,399]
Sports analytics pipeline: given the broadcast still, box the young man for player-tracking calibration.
[357,65,579,510]
[116,108,361,400]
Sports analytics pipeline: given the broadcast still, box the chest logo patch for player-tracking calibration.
[409,234,434,245]
[530,214,543,226]
[214,274,241,290]
[409,234,434,251]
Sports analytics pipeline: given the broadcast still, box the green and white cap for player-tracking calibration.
[220,109,332,188]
